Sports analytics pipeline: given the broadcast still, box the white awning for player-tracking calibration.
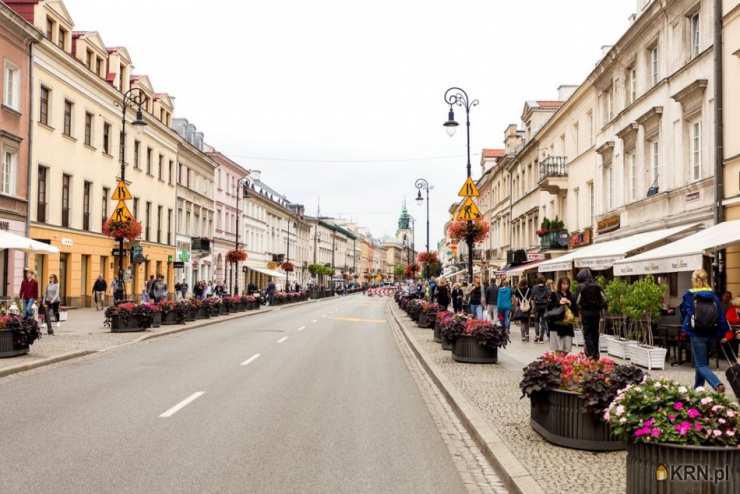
[438,266,480,280]
[0,230,59,254]
[538,224,699,273]
[613,220,740,276]
[500,260,545,277]
[245,264,286,278]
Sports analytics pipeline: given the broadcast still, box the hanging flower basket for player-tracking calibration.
[281,261,295,272]
[103,218,142,241]
[226,249,247,263]
[404,264,419,279]
[417,251,439,265]
[447,219,489,244]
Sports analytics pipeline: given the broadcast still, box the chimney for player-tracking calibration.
[250,169,262,182]
[557,85,578,101]
[194,132,204,151]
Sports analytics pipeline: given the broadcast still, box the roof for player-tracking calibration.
[482,149,504,159]
[533,100,564,109]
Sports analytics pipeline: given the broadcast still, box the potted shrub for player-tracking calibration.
[159,301,179,325]
[606,378,740,493]
[132,303,156,329]
[622,277,668,370]
[603,277,635,359]
[0,315,41,357]
[440,313,468,351]
[520,353,644,451]
[452,319,510,364]
[417,302,441,329]
[434,311,452,343]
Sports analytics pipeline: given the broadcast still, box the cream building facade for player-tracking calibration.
[723,0,740,293]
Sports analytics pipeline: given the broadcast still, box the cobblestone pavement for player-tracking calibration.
[388,304,738,494]
[387,305,509,494]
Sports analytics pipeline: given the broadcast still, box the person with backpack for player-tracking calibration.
[531,275,550,343]
[496,280,513,332]
[485,280,499,323]
[576,269,607,359]
[680,269,729,393]
[514,278,532,341]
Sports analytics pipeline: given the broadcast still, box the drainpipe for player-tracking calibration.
[713,0,725,292]
[24,41,34,273]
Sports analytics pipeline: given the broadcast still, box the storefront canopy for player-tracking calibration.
[538,224,699,273]
[498,260,545,277]
[438,266,480,281]
[613,220,740,276]
[246,264,286,279]
[0,230,59,254]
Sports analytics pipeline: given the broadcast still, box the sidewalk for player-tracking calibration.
[388,303,734,494]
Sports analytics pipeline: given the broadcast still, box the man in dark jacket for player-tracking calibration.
[576,269,606,359]
[531,276,550,343]
[93,275,107,310]
[485,281,499,322]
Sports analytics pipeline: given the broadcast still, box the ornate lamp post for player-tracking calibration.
[117,88,148,300]
[233,176,249,295]
[415,178,431,278]
[443,87,478,283]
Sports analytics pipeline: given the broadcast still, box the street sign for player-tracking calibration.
[112,248,128,256]
[173,261,185,269]
[110,200,133,223]
[457,177,480,198]
[111,180,133,201]
[456,197,482,221]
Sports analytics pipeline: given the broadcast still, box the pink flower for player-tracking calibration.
[675,421,692,436]
[719,418,726,425]
[643,418,655,427]
[687,408,701,419]
[713,429,723,437]
[727,410,736,418]
[726,430,735,437]
[694,422,703,431]
[673,402,685,411]
[650,428,662,438]
[668,415,677,422]
[701,397,714,405]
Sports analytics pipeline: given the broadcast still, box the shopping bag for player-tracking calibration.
[563,306,576,325]
[59,311,68,322]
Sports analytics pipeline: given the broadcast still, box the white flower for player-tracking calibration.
[696,386,706,393]
[701,397,713,405]
[727,410,736,418]
[654,382,662,389]
[619,417,627,424]
[719,418,726,424]
[615,405,625,417]
[726,430,735,437]
[678,386,688,394]
[603,411,611,421]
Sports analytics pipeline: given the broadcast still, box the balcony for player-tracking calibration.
[539,230,569,250]
[538,156,568,194]
[192,237,211,253]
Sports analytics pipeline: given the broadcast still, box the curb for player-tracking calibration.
[388,302,545,494]
[0,350,96,379]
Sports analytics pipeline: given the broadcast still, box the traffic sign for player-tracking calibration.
[110,200,133,223]
[456,197,482,221]
[111,180,133,201]
[457,177,480,198]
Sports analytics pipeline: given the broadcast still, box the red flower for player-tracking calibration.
[280,261,295,272]
[226,249,248,263]
[447,219,490,244]
[103,218,142,241]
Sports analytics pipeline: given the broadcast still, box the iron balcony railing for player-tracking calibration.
[539,156,568,182]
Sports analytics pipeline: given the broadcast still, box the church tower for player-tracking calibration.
[396,201,412,245]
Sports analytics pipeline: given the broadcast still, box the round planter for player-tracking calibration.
[627,441,740,494]
[195,308,206,320]
[161,312,179,326]
[452,335,498,364]
[418,312,436,329]
[111,315,146,333]
[185,310,196,322]
[530,388,624,452]
[433,323,442,343]
[441,339,453,351]
[218,305,227,315]
[0,330,29,358]
[151,312,162,328]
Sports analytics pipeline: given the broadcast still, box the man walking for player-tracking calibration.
[531,275,551,343]
[19,270,38,319]
[93,275,107,310]
[576,269,607,359]
[485,280,498,322]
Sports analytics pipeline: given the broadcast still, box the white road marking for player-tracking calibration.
[312,320,317,323]
[159,392,205,418]
[277,336,288,344]
[240,353,261,367]
[297,326,306,332]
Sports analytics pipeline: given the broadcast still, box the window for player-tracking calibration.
[157,205,162,243]
[37,166,47,223]
[46,17,55,40]
[58,27,67,50]
[133,197,139,221]
[102,187,109,229]
[146,147,152,175]
[650,140,660,187]
[606,166,614,211]
[145,201,151,241]
[63,100,73,136]
[187,168,191,188]
[158,154,163,180]
[3,62,20,111]
[625,66,637,105]
[167,208,172,245]
[185,211,191,235]
[84,112,93,145]
[627,152,637,201]
[217,169,222,189]
[1,148,17,195]
[216,209,222,230]
[133,140,140,169]
[61,174,71,227]
[86,49,93,70]
[96,57,104,78]
[573,122,579,156]
[102,123,111,154]
[649,44,659,86]
[587,181,594,227]
[586,110,594,146]
[168,160,173,185]
[39,86,50,125]
[691,120,702,180]
[574,187,580,230]
[82,181,91,231]
[690,12,700,59]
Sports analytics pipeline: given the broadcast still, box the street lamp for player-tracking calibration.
[443,87,478,283]
[414,178,431,278]
[233,176,249,295]
[117,88,148,300]
[285,219,296,290]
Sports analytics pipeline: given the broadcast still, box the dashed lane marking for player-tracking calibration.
[159,392,205,418]
[277,336,288,344]
[240,354,261,367]
[331,317,386,323]
[297,326,306,332]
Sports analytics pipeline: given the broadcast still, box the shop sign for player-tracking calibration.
[569,228,592,249]
[178,250,190,262]
[0,221,9,231]
[597,215,621,234]
[173,261,185,269]
[61,237,73,247]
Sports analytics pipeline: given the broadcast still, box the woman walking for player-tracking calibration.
[680,269,728,392]
[451,283,464,314]
[435,278,451,311]
[548,277,577,355]
[43,274,61,335]
[496,280,513,332]
[469,279,483,320]
[514,278,531,342]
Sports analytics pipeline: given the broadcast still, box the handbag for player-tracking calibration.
[545,306,565,322]
[519,289,531,313]
[562,306,576,325]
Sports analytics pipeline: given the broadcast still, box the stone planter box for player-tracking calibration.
[110,315,146,333]
[433,323,443,343]
[452,335,498,364]
[0,330,29,358]
[161,312,179,326]
[627,441,740,493]
[151,312,162,328]
[441,339,453,351]
[530,388,624,452]
[185,310,196,322]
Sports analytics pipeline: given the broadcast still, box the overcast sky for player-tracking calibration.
[67,0,635,248]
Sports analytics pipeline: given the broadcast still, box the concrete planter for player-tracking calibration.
[441,339,453,351]
[161,312,179,326]
[627,441,740,493]
[452,335,498,364]
[433,322,443,343]
[110,315,146,333]
[0,330,29,358]
[151,312,162,328]
[530,388,624,452]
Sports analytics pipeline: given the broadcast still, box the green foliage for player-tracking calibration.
[623,276,665,321]
[393,265,405,277]
[604,277,631,315]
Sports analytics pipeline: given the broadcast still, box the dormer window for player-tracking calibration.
[86,49,94,70]
[96,57,104,78]
[46,17,55,40]
[58,27,67,50]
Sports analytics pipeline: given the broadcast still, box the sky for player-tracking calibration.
[66,0,635,249]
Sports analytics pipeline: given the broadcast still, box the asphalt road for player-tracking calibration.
[0,296,467,494]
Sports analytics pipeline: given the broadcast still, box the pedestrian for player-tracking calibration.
[435,278,451,310]
[154,274,167,303]
[576,269,607,359]
[496,280,513,332]
[485,279,499,323]
[469,278,484,320]
[180,279,189,300]
[19,269,38,319]
[680,269,728,393]
[514,278,531,342]
[267,280,276,305]
[548,277,577,355]
[140,289,150,304]
[146,275,155,301]
[92,274,107,310]
[451,283,464,313]
[531,275,551,343]
[112,273,125,303]
[43,274,61,335]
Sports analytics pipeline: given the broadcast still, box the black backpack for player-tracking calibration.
[692,294,719,334]
[532,285,549,308]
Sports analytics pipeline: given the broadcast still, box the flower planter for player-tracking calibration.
[606,336,638,360]
[151,312,162,328]
[452,335,498,364]
[417,312,432,329]
[625,344,667,370]
[433,323,443,343]
[110,315,146,333]
[441,339,453,351]
[626,441,740,494]
[0,330,29,358]
[530,388,624,452]
[218,304,227,315]
[161,312,179,326]
[185,310,196,322]
[195,308,206,319]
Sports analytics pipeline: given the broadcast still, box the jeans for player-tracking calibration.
[486,305,497,323]
[582,312,601,359]
[469,304,484,320]
[690,335,722,389]
[499,309,511,330]
[22,298,35,319]
[535,308,548,340]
